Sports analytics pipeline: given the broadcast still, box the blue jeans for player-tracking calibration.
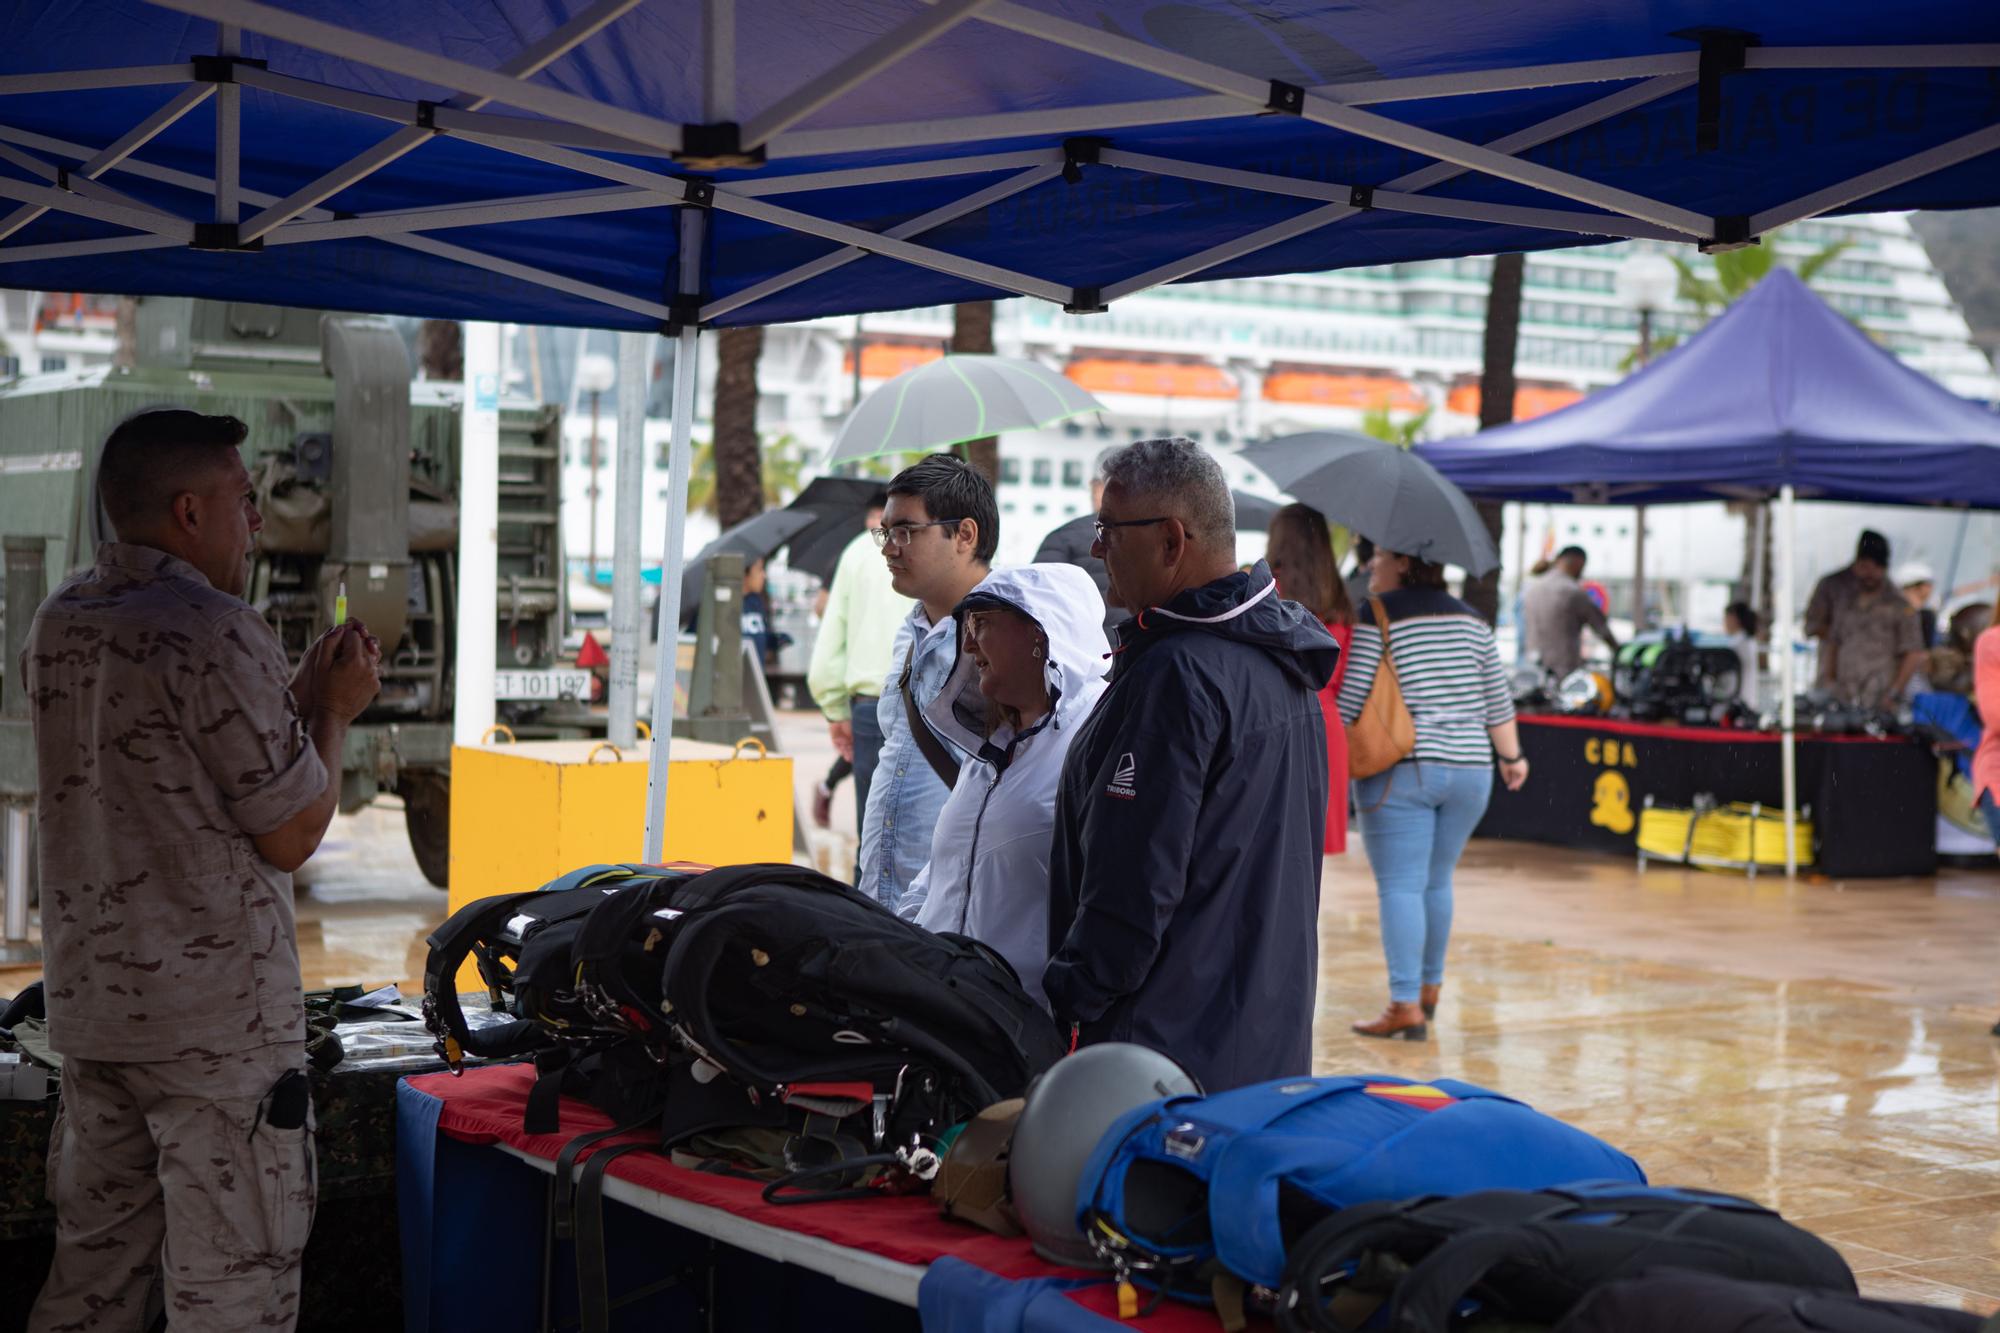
[1980,791,2000,845]
[849,695,883,883]
[1354,761,1495,1003]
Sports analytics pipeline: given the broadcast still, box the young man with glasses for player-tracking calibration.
[856,454,998,908]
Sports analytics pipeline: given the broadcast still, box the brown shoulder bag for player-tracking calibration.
[1347,595,1416,779]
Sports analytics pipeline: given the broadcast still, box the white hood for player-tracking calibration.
[921,563,1111,763]
[902,564,1110,1008]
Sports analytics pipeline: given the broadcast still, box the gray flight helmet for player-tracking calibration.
[1008,1042,1201,1268]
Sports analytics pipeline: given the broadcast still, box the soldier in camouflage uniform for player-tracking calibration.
[23,409,380,1333]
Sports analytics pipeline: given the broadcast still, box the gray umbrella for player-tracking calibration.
[1238,431,1499,576]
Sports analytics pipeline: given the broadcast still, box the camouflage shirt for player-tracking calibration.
[1828,586,1925,709]
[24,542,326,1062]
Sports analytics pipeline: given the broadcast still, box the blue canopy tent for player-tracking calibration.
[1419,268,2000,872]
[3,0,1998,858]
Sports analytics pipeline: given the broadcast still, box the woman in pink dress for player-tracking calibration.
[1267,503,1355,853]
[1972,619,2000,1037]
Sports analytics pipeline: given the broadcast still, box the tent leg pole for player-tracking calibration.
[643,209,707,864]
[1778,485,1797,880]
[608,331,649,749]
[1748,500,1767,626]
[1631,504,1646,629]
[1941,508,1972,607]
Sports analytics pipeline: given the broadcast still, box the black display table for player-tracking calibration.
[1476,715,1937,878]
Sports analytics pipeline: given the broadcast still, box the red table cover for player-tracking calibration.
[405,1064,1259,1329]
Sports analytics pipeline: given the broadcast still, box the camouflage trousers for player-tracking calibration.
[28,1041,316,1333]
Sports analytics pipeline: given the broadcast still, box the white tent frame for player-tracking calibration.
[5,0,1994,858]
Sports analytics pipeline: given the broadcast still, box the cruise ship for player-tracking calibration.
[8,212,1997,621]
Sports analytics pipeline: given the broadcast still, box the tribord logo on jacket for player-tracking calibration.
[1105,751,1138,799]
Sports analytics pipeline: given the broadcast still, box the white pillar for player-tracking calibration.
[644,209,707,863]
[608,331,650,749]
[1777,485,1798,878]
[452,322,502,748]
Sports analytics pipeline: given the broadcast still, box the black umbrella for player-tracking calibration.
[1231,490,1282,532]
[779,476,889,583]
[679,508,818,621]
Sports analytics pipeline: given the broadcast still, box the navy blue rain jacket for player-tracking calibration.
[1043,561,1339,1090]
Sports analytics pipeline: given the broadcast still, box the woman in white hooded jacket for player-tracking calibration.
[895,564,1110,1010]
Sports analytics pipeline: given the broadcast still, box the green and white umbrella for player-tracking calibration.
[827,354,1104,463]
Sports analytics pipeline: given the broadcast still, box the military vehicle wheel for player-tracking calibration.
[401,773,450,888]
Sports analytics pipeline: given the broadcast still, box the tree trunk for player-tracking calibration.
[1462,252,1525,625]
[951,302,999,483]
[712,325,767,528]
[113,297,138,371]
[1733,500,1775,633]
[419,319,462,380]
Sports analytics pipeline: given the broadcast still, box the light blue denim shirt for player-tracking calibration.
[857,604,965,908]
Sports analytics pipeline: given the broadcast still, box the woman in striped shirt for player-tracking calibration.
[1337,547,1529,1040]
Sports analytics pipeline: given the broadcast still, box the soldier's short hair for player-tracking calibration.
[97,409,249,539]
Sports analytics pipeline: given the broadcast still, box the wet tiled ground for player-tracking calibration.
[1317,841,2000,1314]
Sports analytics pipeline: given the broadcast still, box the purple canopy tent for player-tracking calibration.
[1419,269,2000,873]
[1418,268,2000,508]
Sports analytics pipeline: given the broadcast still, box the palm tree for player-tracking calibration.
[683,434,806,518]
[1460,252,1525,625]
[1359,400,1431,447]
[951,301,999,483]
[711,326,767,527]
[418,319,463,380]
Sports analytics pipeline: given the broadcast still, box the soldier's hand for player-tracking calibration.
[289,626,342,709]
[314,623,383,723]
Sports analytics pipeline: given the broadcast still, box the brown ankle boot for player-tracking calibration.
[1420,984,1441,1021]
[1351,1002,1428,1041]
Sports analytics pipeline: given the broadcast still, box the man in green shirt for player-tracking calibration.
[807,494,910,842]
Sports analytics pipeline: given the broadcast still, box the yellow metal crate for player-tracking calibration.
[446,736,794,988]
[1638,799,1812,875]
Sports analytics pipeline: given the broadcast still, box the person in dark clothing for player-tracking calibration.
[1033,447,1126,634]
[1343,536,1375,616]
[739,557,792,666]
[1044,437,1340,1091]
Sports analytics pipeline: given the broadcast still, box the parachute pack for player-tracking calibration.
[1076,1075,1646,1294]
[422,861,1067,1177]
[1279,1183,1857,1333]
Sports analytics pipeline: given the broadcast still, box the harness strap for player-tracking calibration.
[575,1140,658,1333]
[901,634,964,788]
[552,1113,658,1241]
[524,1048,572,1137]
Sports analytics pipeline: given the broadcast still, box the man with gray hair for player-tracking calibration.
[1043,437,1339,1090]
[1033,445,1125,632]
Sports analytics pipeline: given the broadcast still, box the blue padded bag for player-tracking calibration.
[1076,1074,1645,1291]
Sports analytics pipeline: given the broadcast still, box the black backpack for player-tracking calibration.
[1278,1183,1855,1333]
[1556,1270,1995,1333]
[646,863,1069,1162]
[421,862,709,1130]
[422,861,1067,1167]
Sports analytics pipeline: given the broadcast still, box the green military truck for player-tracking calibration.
[0,298,585,886]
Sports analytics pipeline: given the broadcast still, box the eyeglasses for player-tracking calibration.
[1091,515,1171,542]
[870,518,964,549]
